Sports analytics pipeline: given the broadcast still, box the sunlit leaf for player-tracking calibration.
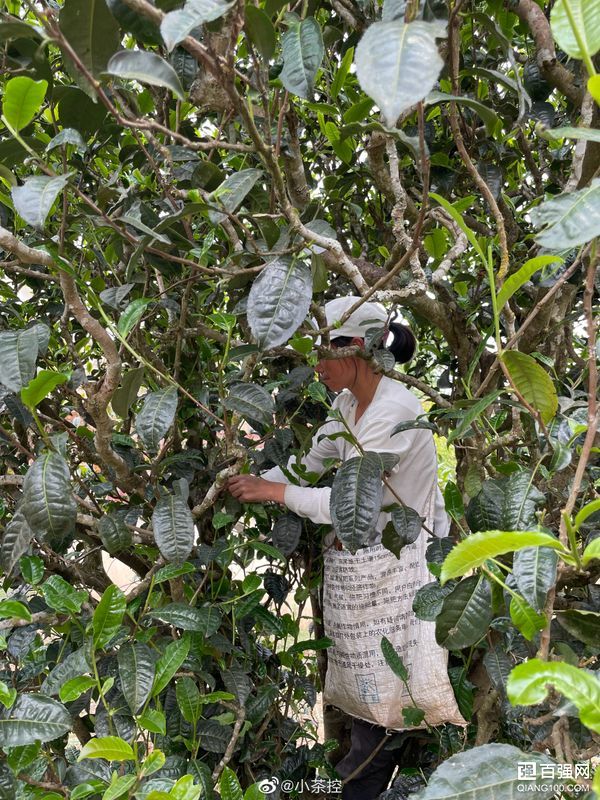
[12,174,71,229]
[496,255,564,309]
[551,0,600,59]
[161,0,235,52]
[531,178,600,249]
[440,530,564,584]
[2,76,47,132]
[501,350,558,424]
[355,20,446,126]
[507,659,600,733]
[21,369,68,409]
[78,736,135,762]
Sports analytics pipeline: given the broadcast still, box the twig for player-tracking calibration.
[331,0,360,28]
[0,260,54,281]
[447,12,509,283]
[0,611,60,631]
[18,773,67,796]
[59,272,144,491]
[340,732,390,785]
[192,461,245,518]
[432,228,468,284]
[124,562,164,603]
[558,252,599,539]
[211,704,247,782]
[0,227,54,267]
[537,250,598,660]
[475,246,590,398]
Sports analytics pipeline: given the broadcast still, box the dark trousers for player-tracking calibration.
[329,712,433,800]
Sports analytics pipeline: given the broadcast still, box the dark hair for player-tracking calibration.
[388,322,416,363]
[330,322,416,364]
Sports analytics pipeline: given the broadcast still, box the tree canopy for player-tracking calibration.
[0,0,599,797]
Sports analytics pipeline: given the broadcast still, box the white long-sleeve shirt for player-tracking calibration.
[262,376,449,545]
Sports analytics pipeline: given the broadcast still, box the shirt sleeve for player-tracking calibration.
[260,417,341,524]
[269,416,422,526]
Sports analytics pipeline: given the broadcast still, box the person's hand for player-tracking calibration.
[227,475,286,504]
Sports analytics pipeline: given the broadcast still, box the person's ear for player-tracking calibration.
[350,337,365,348]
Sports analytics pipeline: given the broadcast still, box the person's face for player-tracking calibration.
[315,338,363,391]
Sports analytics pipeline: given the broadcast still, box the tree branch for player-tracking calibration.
[0,227,54,266]
[212,703,247,782]
[538,250,598,660]
[514,0,584,107]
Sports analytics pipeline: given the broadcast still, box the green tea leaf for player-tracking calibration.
[21,370,68,409]
[496,255,563,310]
[160,0,235,51]
[2,76,47,131]
[280,17,324,99]
[117,298,152,339]
[355,20,445,126]
[12,174,71,229]
[507,659,600,733]
[0,599,31,621]
[106,51,185,99]
[152,637,191,697]
[92,585,126,650]
[59,676,97,703]
[0,694,72,746]
[380,635,408,680]
[501,350,558,424]
[441,530,564,584]
[78,736,135,762]
[551,0,600,59]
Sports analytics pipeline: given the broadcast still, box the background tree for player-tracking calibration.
[0,0,598,797]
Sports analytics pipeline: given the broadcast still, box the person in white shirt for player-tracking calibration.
[228,297,451,799]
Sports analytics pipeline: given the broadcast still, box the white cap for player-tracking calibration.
[324,297,388,340]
